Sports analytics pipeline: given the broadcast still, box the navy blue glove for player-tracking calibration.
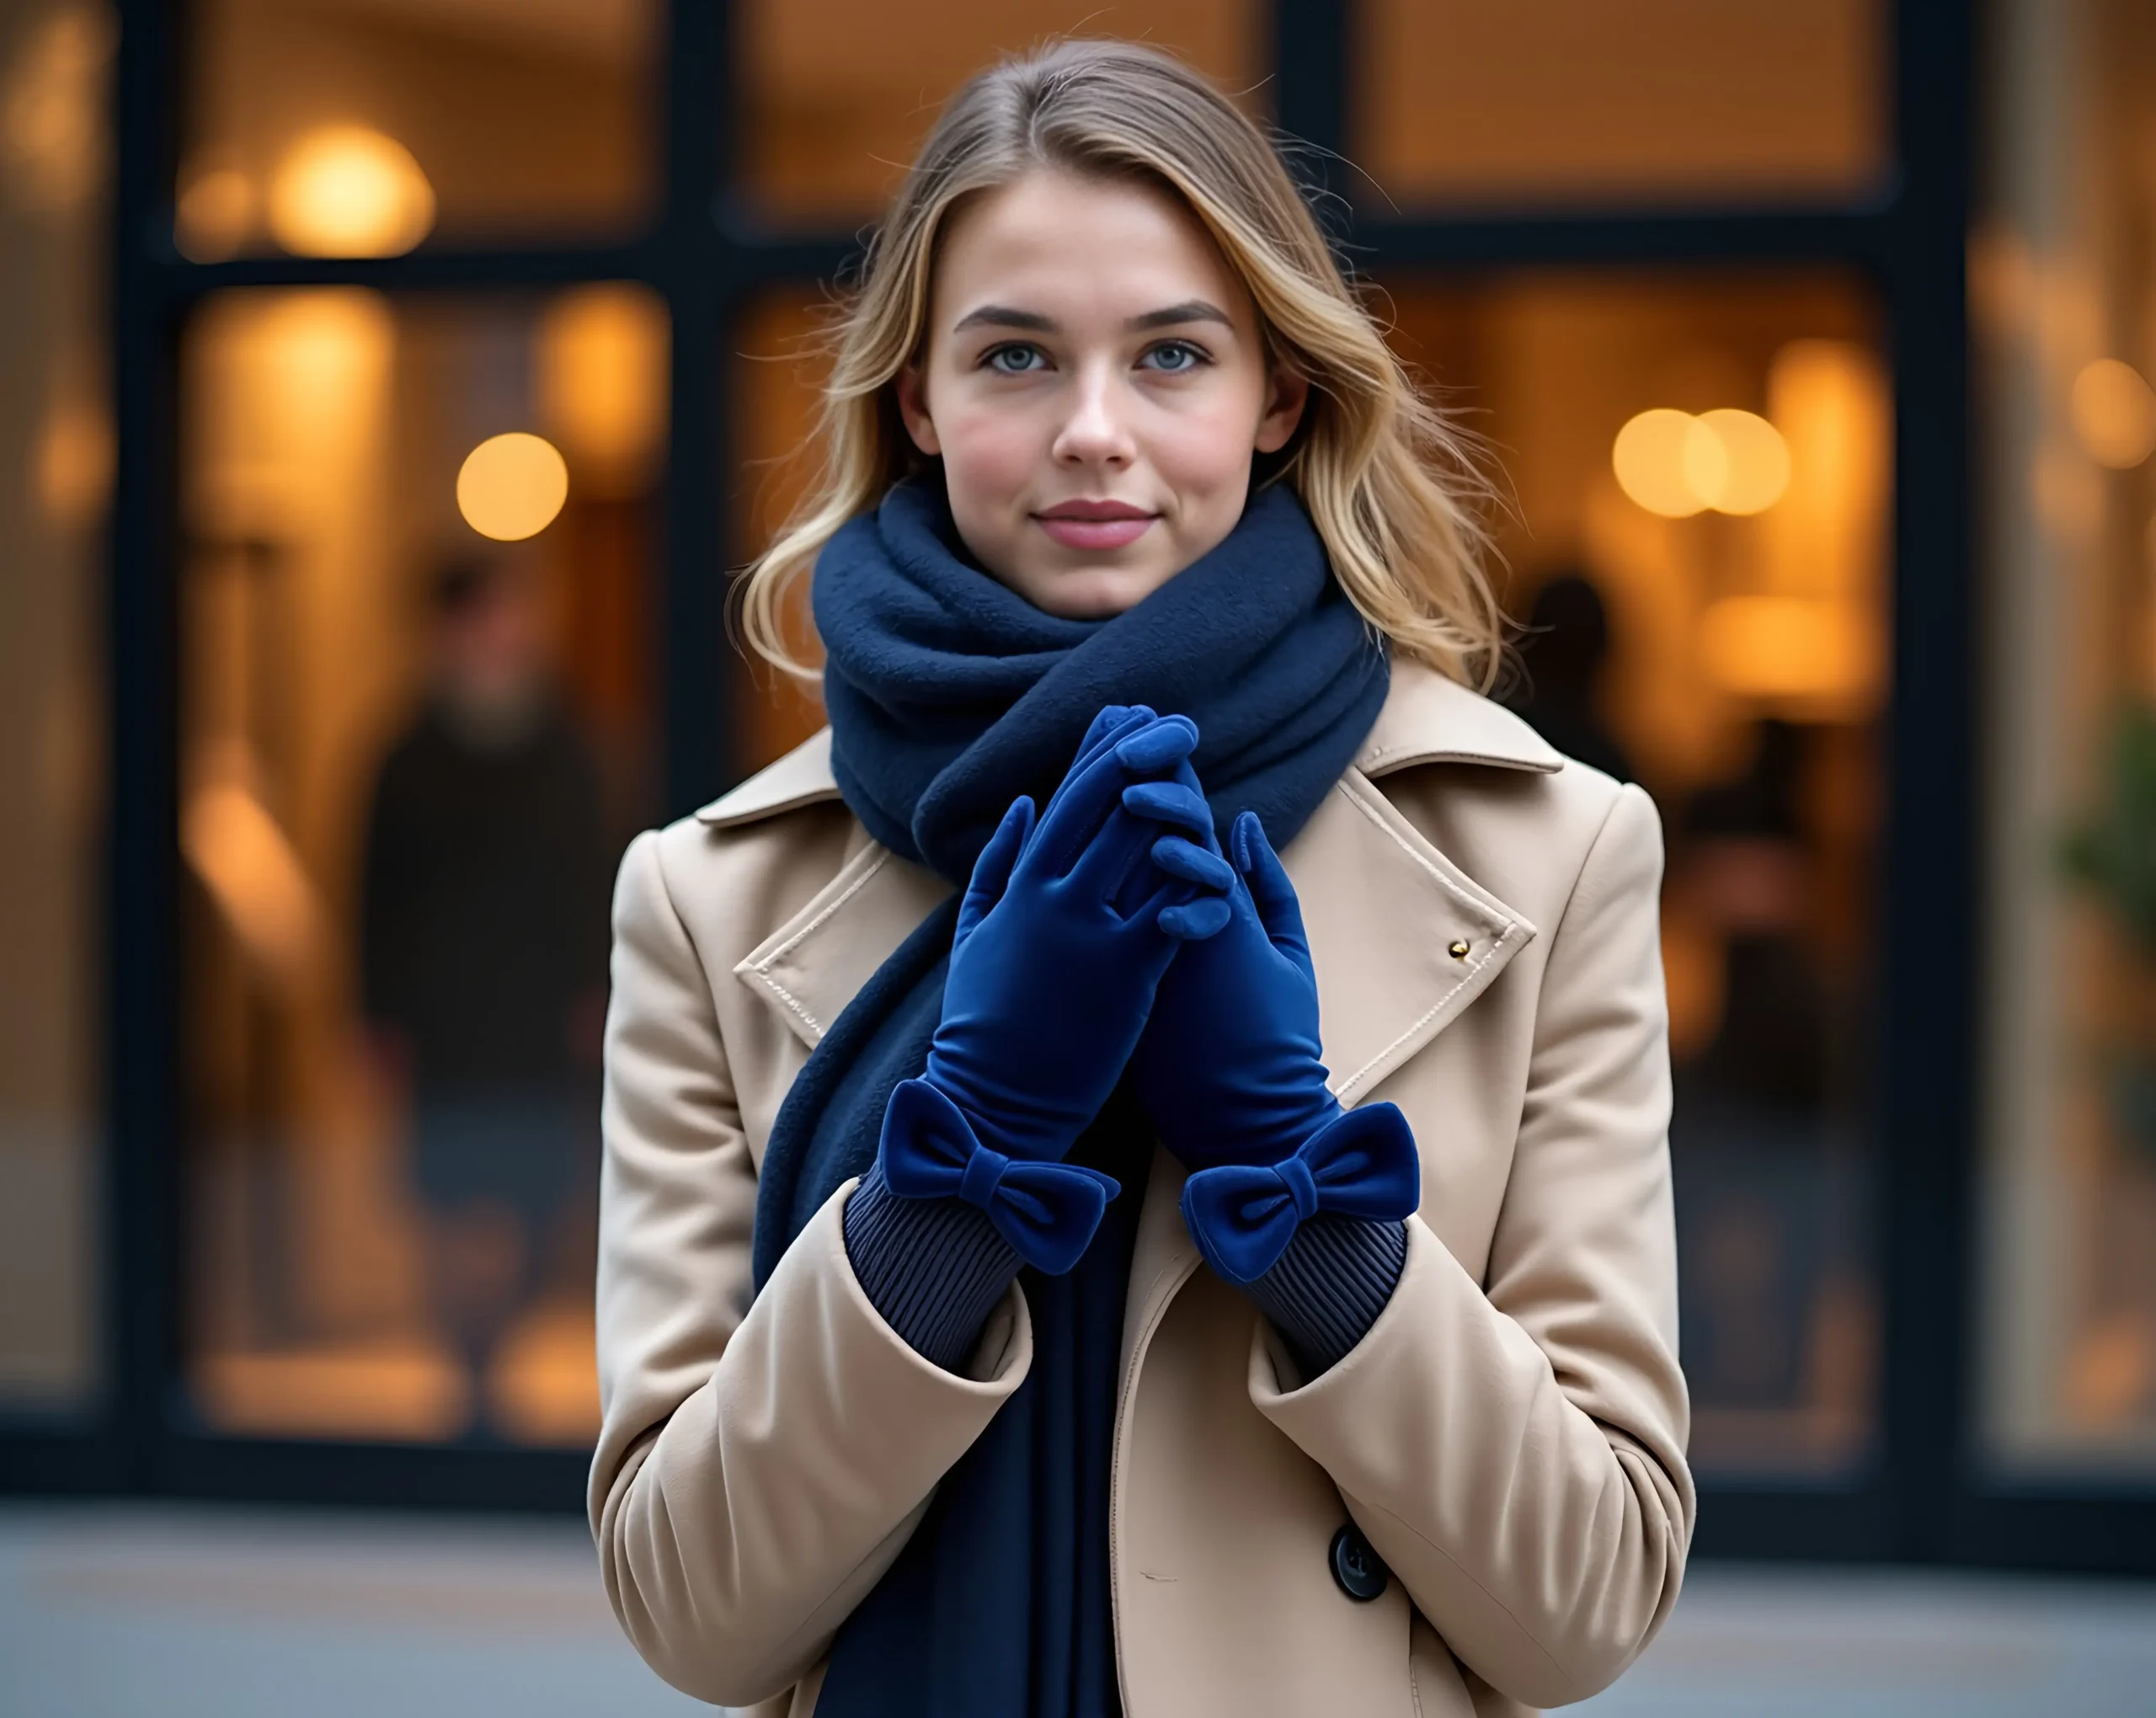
[1129,805,1421,1286]
[1128,807,1342,1171]
[873,708,1231,1273]
[1178,1101,1419,1283]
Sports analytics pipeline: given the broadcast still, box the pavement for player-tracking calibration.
[3,1502,2153,1715]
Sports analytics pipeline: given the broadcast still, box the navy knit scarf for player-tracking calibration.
[752,478,1388,1717]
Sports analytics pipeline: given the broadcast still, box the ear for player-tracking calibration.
[1253,363,1310,455]
[895,361,942,457]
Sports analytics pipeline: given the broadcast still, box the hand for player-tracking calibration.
[1129,808,1341,1172]
[922,707,1230,1165]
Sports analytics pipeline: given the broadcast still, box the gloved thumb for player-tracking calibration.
[1230,810,1311,968]
[957,795,1035,948]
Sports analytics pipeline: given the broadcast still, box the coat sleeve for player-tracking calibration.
[589,828,1033,1708]
[1250,782,1693,1709]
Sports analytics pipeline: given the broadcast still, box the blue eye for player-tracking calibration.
[985,344,1048,375]
[1142,340,1208,372]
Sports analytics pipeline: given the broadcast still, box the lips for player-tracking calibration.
[1033,499,1158,552]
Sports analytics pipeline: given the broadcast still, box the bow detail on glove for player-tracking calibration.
[1178,1101,1419,1284]
[879,1077,1122,1276]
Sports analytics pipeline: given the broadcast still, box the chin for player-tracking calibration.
[1021,563,1172,621]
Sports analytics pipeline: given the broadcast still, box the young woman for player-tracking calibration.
[591,39,1691,1718]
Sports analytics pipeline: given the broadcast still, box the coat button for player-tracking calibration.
[1448,938,1470,959]
[1329,1523,1388,1601]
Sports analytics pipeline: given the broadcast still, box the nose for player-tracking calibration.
[1050,361,1136,470]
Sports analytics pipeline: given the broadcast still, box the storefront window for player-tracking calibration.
[178,285,665,1444]
[1354,0,1888,209]
[1978,0,2156,1475]
[0,0,110,1421]
[1385,271,1891,1477]
[177,0,658,259]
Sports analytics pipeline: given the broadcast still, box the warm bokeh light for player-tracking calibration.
[2071,358,2156,470]
[35,392,113,529]
[1614,406,1792,517]
[181,779,324,988]
[1699,595,1875,702]
[1613,408,1710,517]
[1696,408,1792,514]
[0,4,112,214]
[537,284,669,495]
[456,431,569,541]
[175,163,254,260]
[266,125,435,259]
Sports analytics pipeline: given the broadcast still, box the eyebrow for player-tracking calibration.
[949,300,1236,335]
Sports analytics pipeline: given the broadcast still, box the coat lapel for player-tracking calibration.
[1289,768,1538,1103]
[730,841,953,1052]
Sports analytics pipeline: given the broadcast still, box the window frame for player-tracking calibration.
[3,0,2147,1574]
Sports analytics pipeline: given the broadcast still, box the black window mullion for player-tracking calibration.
[1358,203,1900,273]
[660,0,734,814]
[1273,0,1351,226]
[1876,0,1976,1567]
[108,0,187,1499]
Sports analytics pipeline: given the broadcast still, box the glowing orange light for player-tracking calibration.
[1614,407,1791,518]
[456,432,568,541]
[1613,409,1707,518]
[176,164,254,260]
[35,393,112,529]
[267,125,434,259]
[1700,595,1872,702]
[2071,359,2156,470]
[1695,409,1791,514]
[181,781,323,985]
[538,285,670,494]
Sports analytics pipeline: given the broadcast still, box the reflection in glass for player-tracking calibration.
[0,0,110,1419]
[1980,0,2156,1475]
[179,287,665,1444]
[1356,0,1886,208]
[738,0,1259,220]
[1385,273,1889,1476]
[179,0,656,257]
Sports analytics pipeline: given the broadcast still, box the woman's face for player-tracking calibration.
[897,170,1308,619]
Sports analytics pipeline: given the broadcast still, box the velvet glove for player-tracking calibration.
[876,707,1230,1272]
[1128,806,1421,1277]
[1129,806,1344,1171]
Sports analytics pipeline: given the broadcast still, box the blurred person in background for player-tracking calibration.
[360,554,609,1438]
[1506,568,1635,784]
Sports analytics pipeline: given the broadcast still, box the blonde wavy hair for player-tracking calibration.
[739,37,1505,690]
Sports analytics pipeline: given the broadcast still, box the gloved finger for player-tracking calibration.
[1066,802,1166,907]
[956,795,1035,949]
[1120,778,1214,841]
[1043,707,1154,824]
[1150,834,1235,894]
[1031,713,1169,874]
[1049,705,1155,810]
[1231,809,1312,968]
[1158,894,1233,941]
[1111,712,1198,776]
[1078,704,1139,756]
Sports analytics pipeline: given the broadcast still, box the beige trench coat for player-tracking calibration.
[590,660,1694,1716]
